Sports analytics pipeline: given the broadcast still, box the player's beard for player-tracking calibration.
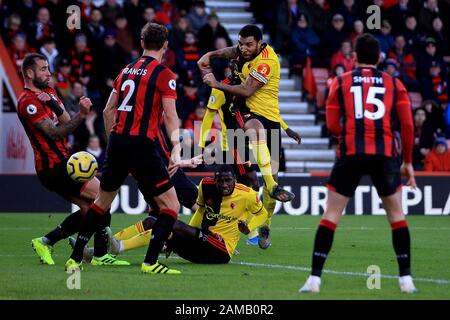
[32,77,49,90]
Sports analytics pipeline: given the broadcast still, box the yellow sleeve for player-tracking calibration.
[196,180,205,207]
[249,57,276,84]
[189,206,205,227]
[246,191,268,231]
[280,118,289,130]
[207,88,225,111]
[199,108,217,148]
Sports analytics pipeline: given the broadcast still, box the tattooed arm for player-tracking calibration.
[203,73,264,98]
[197,46,239,75]
[35,96,92,140]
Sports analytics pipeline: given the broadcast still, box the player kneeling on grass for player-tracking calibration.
[79,165,268,264]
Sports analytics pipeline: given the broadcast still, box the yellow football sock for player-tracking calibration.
[122,230,152,252]
[251,140,277,191]
[263,187,276,228]
[114,220,145,241]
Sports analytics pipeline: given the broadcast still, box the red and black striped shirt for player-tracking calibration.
[111,56,177,140]
[326,67,414,163]
[16,88,69,171]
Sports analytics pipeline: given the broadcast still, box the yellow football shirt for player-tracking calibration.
[241,44,281,122]
[190,178,265,256]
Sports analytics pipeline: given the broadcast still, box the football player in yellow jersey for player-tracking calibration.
[200,60,301,248]
[199,25,300,246]
[78,165,268,264]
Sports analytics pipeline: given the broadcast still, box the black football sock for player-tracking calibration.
[93,211,111,258]
[43,210,84,246]
[144,209,177,265]
[311,219,337,277]
[391,220,411,276]
[70,205,105,262]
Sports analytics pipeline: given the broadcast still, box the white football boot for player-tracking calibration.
[299,275,321,293]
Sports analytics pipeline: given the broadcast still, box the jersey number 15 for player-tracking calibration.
[350,86,386,120]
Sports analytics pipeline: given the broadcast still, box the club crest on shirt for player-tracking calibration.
[26,104,37,115]
[168,79,176,90]
[230,202,236,209]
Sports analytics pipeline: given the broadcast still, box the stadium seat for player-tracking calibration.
[312,68,329,109]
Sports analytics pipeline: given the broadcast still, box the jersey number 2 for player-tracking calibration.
[350,86,386,120]
[118,79,135,112]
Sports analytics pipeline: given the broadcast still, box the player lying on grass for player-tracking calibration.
[17,53,128,266]
[75,165,268,265]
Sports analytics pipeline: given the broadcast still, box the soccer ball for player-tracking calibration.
[67,151,98,183]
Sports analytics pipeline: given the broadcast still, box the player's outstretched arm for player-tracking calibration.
[103,90,118,138]
[37,92,71,124]
[198,46,239,75]
[35,96,91,140]
[162,97,182,176]
[203,73,264,98]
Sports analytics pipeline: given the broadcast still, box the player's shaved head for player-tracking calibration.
[141,22,168,51]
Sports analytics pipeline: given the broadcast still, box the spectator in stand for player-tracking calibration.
[155,0,178,29]
[0,0,11,30]
[86,135,105,171]
[187,0,208,34]
[9,32,34,76]
[387,34,419,91]
[413,107,435,169]
[337,0,360,33]
[350,20,364,48]
[28,7,56,48]
[429,17,450,60]
[177,79,201,121]
[13,0,38,27]
[1,14,23,46]
[70,33,93,88]
[418,0,441,35]
[374,20,395,56]
[384,58,399,78]
[210,37,230,81]
[177,30,201,83]
[39,37,59,73]
[162,44,177,70]
[388,0,414,34]
[421,100,446,137]
[423,138,450,171]
[417,37,443,78]
[198,13,232,54]
[273,0,309,55]
[100,0,123,27]
[113,14,135,55]
[184,103,207,144]
[98,29,127,96]
[402,15,425,56]
[325,64,345,101]
[330,40,355,72]
[307,0,332,36]
[289,13,320,70]
[422,61,449,105]
[170,15,191,51]
[123,0,145,46]
[84,8,106,52]
[55,57,73,99]
[321,13,349,65]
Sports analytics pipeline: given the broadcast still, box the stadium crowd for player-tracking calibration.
[1,0,450,171]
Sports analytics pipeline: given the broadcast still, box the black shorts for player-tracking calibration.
[100,134,173,198]
[169,230,231,264]
[327,155,402,198]
[154,139,198,209]
[37,161,87,202]
[238,110,282,161]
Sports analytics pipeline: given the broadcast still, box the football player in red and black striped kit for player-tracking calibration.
[17,53,118,266]
[67,23,183,274]
[300,34,418,293]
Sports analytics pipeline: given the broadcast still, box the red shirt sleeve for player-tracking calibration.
[326,77,342,136]
[157,68,177,99]
[394,78,414,163]
[17,96,49,125]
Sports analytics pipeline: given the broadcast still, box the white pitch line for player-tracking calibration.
[231,261,450,285]
[2,253,450,285]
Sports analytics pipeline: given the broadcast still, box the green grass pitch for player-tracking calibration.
[1,213,449,300]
